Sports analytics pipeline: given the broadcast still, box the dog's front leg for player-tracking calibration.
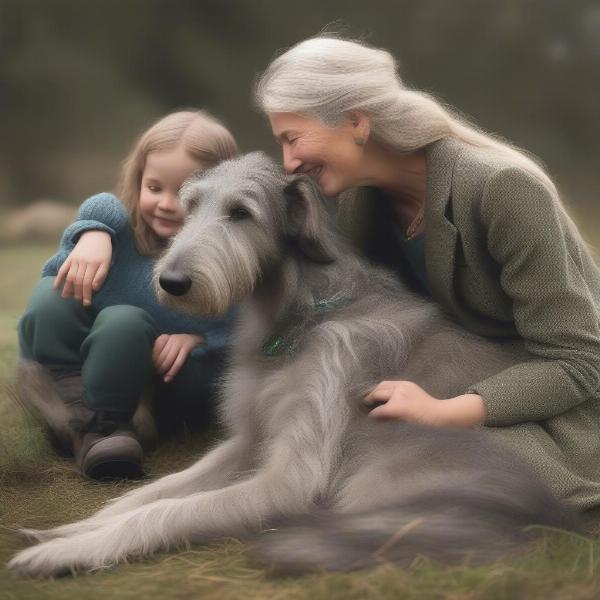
[9,431,326,577]
[22,435,252,542]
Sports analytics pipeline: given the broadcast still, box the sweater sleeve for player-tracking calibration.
[470,167,600,426]
[42,193,129,277]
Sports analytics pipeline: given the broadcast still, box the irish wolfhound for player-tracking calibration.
[9,152,574,577]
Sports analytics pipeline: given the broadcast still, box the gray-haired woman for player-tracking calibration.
[255,36,600,523]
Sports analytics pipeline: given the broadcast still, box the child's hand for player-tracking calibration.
[153,333,205,383]
[363,381,485,428]
[54,230,112,306]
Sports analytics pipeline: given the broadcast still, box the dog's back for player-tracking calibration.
[255,420,574,572]
[226,249,575,573]
[209,156,577,571]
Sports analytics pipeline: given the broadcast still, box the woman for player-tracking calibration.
[255,36,600,521]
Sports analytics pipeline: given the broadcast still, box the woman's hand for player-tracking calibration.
[153,334,205,383]
[54,230,112,306]
[363,380,486,428]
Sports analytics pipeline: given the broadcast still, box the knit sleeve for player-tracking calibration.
[41,193,129,277]
[68,192,128,240]
[471,167,600,426]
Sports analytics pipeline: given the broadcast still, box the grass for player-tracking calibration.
[1,243,600,599]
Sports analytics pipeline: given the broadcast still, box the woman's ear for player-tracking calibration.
[283,175,337,264]
[347,111,370,146]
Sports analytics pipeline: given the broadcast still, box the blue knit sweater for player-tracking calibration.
[42,193,234,359]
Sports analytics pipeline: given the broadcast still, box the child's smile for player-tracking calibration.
[139,146,203,239]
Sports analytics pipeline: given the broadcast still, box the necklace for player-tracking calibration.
[405,207,425,240]
[385,190,425,241]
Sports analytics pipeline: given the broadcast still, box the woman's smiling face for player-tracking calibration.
[269,112,364,197]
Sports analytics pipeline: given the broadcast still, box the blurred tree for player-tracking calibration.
[0,0,597,221]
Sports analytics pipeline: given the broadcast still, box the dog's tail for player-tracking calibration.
[253,481,577,573]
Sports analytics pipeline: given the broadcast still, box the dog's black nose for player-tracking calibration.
[159,271,192,296]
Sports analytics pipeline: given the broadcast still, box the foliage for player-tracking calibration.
[0,0,599,212]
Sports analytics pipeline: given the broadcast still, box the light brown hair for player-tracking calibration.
[118,110,238,255]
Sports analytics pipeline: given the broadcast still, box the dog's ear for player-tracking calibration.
[283,175,337,264]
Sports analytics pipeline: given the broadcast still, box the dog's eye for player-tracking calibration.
[229,206,252,221]
[186,197,200,212]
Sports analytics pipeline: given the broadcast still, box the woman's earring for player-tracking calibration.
[355,138,365,146]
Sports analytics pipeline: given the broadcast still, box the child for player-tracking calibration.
[17,110,239,480]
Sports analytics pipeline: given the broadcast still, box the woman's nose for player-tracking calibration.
[282,146,302,174]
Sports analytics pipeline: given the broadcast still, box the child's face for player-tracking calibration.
[139,146,203,239]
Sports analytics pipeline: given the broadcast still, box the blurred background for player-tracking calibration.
[1,0,599,242]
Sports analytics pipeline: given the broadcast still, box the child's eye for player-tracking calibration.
[148,185,161,193]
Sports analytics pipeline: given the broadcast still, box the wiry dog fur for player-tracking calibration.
[8,152,575,577]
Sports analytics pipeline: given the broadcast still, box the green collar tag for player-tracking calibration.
[313,297,352,311]
[261,297,351,358]
[262,335,286,357]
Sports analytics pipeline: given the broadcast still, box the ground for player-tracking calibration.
[1,243,600,599]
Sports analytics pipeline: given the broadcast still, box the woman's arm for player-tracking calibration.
[365,167,600,429]
[364,381,485,428]
[472,167,600,426]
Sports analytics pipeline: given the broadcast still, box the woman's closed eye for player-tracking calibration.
[276,132,298,146]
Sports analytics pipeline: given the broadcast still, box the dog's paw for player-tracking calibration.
[7,533,119,578]
[8,540,79,578]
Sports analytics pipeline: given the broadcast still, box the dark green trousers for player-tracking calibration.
[18,277,222,428]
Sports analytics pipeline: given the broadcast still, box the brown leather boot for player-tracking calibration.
[17,361,144,479]
[74,411,143,481]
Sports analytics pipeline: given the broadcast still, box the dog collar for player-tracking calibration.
[261,297,352,358]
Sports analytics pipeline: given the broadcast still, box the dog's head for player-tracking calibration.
[155,152,339,317]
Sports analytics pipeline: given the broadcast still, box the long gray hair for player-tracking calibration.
[255,36,555,192]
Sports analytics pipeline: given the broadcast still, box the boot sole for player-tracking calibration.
[80,435,144,481]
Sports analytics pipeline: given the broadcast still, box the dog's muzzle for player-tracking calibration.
[159,270,192,296]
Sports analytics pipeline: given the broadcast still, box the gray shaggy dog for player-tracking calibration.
[9,152,575,577]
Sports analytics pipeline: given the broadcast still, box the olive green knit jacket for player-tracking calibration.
[338,138,600,512]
